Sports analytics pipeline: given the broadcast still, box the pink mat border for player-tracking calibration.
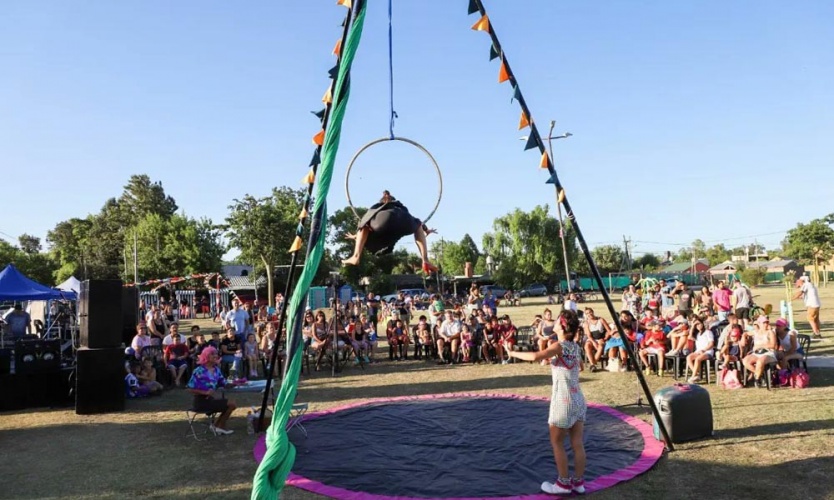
[253,392,664,499]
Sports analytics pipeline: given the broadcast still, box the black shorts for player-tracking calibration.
[735,307,750,320]
[193,395,229,414]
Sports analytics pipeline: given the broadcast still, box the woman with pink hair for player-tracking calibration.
[186,346,237,435]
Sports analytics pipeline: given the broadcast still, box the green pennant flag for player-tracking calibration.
[468,0,478,15]
[489,44,499,61]
[524,133,539,151]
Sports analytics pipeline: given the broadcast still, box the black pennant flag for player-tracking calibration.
[341,15,347,27]
[311,108,325,121]
[524,133,539,151]
[468,0,478,15]
[489,44,500,61]
[328,65,338,79]
[511,84,522,103]
[309,149,321,167]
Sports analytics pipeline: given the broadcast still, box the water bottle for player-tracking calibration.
[230,365,237,381]
[246,410,255,435]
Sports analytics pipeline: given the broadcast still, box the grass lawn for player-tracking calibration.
[1,285,833,499]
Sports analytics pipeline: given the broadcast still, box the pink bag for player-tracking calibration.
[777,369,791,387]
[720,367,743,390]
[790,368,810,389]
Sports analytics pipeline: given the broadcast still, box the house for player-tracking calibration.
[661,259,710,275]
[708,261,738,281]
[222,264,253,277]
[746,259,804,280]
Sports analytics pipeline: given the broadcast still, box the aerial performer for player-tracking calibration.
[341,190,438,274]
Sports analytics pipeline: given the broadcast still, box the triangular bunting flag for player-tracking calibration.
[312,129,325,146]
[511,84,522,103]
[312,108,326,121]
[518,111,530,130]
[288,236,303,253]
[328,65,338,79]
[302,169,315,184]
[540,151,550,169]
[546,173,557,184]
[524,133,539,151]
[498,60,510,83]
[341,15,347,27]
[337,0,352,8]
[332,39,342,56]
[298,208,308,220]
[558,189,566,203]
[471,15,489,32]
[489,44,500,61]
[468,0,478,15]
[309,149,321,166]
[296,223,304,235]
[322,86,332,104]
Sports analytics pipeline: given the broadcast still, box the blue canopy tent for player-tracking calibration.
[0,264,76,301]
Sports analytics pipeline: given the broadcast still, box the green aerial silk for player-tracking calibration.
[250,3,367,499]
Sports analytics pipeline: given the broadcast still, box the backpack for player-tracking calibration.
[777,369,792,387]
[790,368,810,389]
[719,366,743,390]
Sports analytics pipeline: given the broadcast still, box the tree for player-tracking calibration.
[783,216,834,281]
[690,239,706,259]
[226,187,306,307]
[118,174,178,220]
[704,244,732,266]
[591,245,625,275]
[481,205,578,289]
[47,217,93,281]
[635,253,661,271]
[134,213,225,279]
[0,240,57,285]
[18,234,41,255]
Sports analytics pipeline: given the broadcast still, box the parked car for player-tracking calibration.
[518,283,548,297]
[479,285,507,298]
[381,288,429,303]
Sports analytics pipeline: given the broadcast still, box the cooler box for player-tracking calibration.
[653,383,713,443]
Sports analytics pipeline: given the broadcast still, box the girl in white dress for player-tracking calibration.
[508,310,587,495]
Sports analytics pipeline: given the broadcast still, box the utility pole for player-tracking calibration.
[546,120,573,293]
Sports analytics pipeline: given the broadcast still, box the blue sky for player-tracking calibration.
[2,0,832,262]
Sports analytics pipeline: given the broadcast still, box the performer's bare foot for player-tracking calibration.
[342,256,361,266]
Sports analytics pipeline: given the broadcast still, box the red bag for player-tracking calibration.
[790,368,810,389]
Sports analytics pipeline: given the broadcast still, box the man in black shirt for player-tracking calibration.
[220,327,243,378]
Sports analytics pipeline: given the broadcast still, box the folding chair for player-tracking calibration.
[286,402,309,437]
[185,409,219,441]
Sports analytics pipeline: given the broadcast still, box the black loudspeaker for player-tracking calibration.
[79,279,123,348]
[122,287,139,347]
[14,338,61,374]
[75,347,125,414]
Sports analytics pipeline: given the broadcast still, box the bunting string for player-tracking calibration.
[467,0,674,450]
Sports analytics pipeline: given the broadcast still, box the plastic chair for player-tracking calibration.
[794,334,811,370]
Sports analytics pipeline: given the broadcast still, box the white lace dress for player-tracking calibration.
[548,341,587,429]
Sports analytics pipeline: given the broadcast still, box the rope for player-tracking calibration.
[387,0,396,139]
[249,2,367,498]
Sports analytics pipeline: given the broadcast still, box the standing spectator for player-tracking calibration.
[243,333,260,378]
[366,293,380,335]
[2,304,31,338]
[659,280,675,318]
[732,281,753,329]
[673,281,693,318]
[467,284,482,315]
[697,286,714,316]
[621,285,640,316]
[712,281,732,321]
[149,308,166,344]
[225,299,249,342]
[428,294,445,328]
[482,290,497,316]
[793,276,822,338]
[144,304,156,327]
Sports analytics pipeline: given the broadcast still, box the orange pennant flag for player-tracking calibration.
[337,0,352,7]
[498,61,510,83]
[332,39,342,56]
[540,151,550,169]
[302,169,315,184]
[288,236,303,253]
[471,15,489,32]
[322,86,332,104]
[312,129,325,146]
[298,208,308,220]
[518,111,530,130]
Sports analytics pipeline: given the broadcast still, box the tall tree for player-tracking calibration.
[635,253,661,271]
[118,174,178,220]
[47,217,93,281]
[704,244,732,265]
[133,213,225,279]
[592,245,625,274]
[226,187,306,306]
[18,234,41,255]
[783,216,834,280]
[481,205,577,289]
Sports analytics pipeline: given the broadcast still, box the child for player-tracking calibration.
[460,323,474,363]
[414,315,433,359]
[137,357,164,394]
[720,324,743,366]
[244,333,260,379]
[639,321,668,374]
[498,315,517,364]
[508,310,587,495]
[126,362,151,398]
[394,319,409,361]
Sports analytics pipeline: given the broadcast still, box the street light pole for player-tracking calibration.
[546,120,574,293]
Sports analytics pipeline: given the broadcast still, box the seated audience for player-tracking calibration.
[219,327,243,378]
[742,316,778,388]
[583,308,610,371]
[125,362,150,398]
[686,322,715,383]
[243,333,260,378]
[131,323,154,360]
[774,318,802,369]
[498,315,517,364]
[162,323,186,346]
[437,309,461,364]
[136,356,164,394]
[638,321,667,373]
[720,324,744,367]
[164,333,190,387]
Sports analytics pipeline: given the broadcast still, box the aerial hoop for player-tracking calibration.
[345,136,443,224]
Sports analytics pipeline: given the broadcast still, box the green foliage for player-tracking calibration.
[783,216,834,265]
[18,234,42,255]
[704,244,732,265]
[367,273,394,295]
[0,240,57,285]
[737,264,767,286]
[635,253,661,271]
[134,213,225,278]
[226,187,306,306]
[591,245,625,274]
[481,205,578,289]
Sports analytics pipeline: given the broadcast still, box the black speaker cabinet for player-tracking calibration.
[80,279,124,348]
[121,287,139,346]
[75,347,125,415]
[14,338,61,375]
